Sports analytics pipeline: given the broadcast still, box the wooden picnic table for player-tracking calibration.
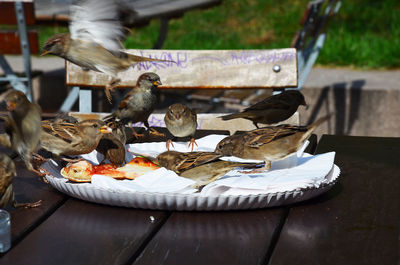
[0,127,398,265]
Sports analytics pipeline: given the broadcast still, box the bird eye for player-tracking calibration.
[93,124,98,128]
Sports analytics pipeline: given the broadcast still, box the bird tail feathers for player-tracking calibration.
[219,113,246,121]
[126,53,175,65]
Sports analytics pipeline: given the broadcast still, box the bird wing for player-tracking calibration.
[42,121,80,144]
[176,152,222,172]
[69,0,125,51]
[244,125,299,147]
[245,96,293,111]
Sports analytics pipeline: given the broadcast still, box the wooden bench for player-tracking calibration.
[188,0,341,110]
[61,48,298,115]
[0,0,38,101]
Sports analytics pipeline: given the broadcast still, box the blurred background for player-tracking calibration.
[1,0,399,136]
[37,0,400,69]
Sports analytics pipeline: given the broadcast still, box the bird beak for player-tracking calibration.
[100,125,112,134]
[175,114,181,120]
[153,80,162,86]
[6,101,16,111]
[40,50,50,56]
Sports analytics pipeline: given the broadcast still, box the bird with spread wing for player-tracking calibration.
[41,0,169,102]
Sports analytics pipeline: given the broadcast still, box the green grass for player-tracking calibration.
[36,0,400,69]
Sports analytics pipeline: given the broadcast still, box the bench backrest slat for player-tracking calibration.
[0,0,35,25]
[66,48,298,89]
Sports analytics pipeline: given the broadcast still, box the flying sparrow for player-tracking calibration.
[96,120,126,166]
[164,103,198,151]
[219,90,307,128]
[0,90,42,172]
[40,0,171,103]
[215,115,331,171]
[103,72,163,138]
[39,119,112,159]
[0,153,42,208]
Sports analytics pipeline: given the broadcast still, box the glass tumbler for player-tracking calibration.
[0,209,11,253]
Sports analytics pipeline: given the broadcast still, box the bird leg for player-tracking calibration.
[166,139,175,151]
[13,199,42,209]
[188,138,198,152]
[253,121,260,129]
[132,128,145,138]
[61,157,85,163]
[144,120,164,137]
[32,153,50,164]
[149,128,165,137]
[105,77,121,104]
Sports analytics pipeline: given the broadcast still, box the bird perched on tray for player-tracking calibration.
[155,151,261,187]
[0,90,42,172]
[0,153,42,208]
[215,115,331,172]
[40,0,171,102]
[103,72,163,138]
[219,90,307,128]
[155,151,223,174]
[96,120,126,166]
[164,103,198,151]
[39,119,112,160]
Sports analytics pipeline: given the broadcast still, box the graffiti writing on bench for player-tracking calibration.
[134,50,296,70]
[136,51,188,70]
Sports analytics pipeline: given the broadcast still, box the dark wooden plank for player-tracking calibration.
[187,89,224,101]
[219,89,257,104]
[0,198,170,265]
[304,133,317,154]
[132,209,285,265]
[0,30,39,54]
[3,159,67,247]
[0,1,35,25]
[270,135,400,265]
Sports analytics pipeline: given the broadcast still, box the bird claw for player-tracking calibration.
[14,199,42,209]
[188,138,198,152]
[166,139,174,151]
[149,128,165,137]
[132,129,145,138]
[61,157,84,163]
[105,78,121,104]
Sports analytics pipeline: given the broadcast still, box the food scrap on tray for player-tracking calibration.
[61,157,160,182]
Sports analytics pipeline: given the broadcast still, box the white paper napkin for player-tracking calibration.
[91,167,197,194]
[200,152,336,196]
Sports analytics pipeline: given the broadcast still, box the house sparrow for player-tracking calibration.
[96,120,126,166]
[219,90,307,128]
[39,119,112,158]
[40,0,171,103]
[155,151,259,188]
[0,153,42,208]
[0,90,42,172]
[164,103,198,151]
[215,115,331,171]
[155,151,223,174]
[103,72,163,138]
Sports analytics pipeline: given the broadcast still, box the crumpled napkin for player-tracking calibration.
[91,167,197,194]
[200,152,337,196]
